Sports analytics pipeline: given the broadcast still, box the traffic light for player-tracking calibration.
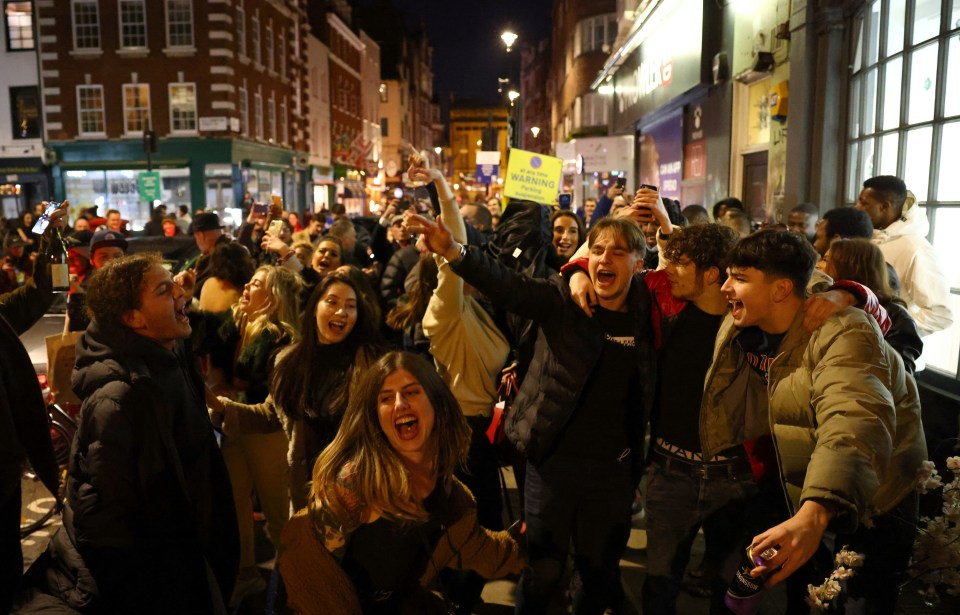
[143,129,158,154]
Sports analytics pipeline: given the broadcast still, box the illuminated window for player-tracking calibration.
[122,83,150,134]
[4,1,34,51]
[169,83,196,133]
[77,85,105,135]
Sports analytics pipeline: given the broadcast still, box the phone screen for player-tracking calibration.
[616,177,626,190]
[558,194,572,210]
[267,219,284,237]
[31,202,60,234]
[253,202,268,215]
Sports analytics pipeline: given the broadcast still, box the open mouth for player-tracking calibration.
[595,270,616,287]
[175,304,189,323]
[394,414,420,440]
[328,320,347,335]
[730,300,744,319]
[557,241,572,252]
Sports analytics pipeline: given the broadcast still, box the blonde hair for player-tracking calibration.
[309,352,470,525]
[232,265,302,345]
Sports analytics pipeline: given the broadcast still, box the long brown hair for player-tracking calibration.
[386,252,438,332]
[310,351,470,525]
[826,238,901,304]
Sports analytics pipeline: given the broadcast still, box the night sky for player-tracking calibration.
[357,0,553,104]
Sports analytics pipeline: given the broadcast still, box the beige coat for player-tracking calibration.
[700,306,925,531]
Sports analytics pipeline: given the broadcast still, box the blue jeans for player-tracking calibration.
[642,458,758,615]
[515,454,634,615]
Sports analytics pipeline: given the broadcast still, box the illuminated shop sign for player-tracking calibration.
[613,0,720,132]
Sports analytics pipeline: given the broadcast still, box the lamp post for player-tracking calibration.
[500,30,521,150]
[500,30,518,53]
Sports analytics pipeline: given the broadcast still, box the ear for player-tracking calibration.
[633,256,644,273]
[771,277,795,303]
[121,308,145,330]
[703,266,720,286]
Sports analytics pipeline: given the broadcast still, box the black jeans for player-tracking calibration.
[515,454,634,615]
[1,486,23,614]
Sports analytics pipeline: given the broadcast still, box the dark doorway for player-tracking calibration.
[742,150,768,225]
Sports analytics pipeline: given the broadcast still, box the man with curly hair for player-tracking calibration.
[38,253,240,612]
[636,223,752,613]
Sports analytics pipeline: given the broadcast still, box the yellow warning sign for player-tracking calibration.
[503,149,563,204]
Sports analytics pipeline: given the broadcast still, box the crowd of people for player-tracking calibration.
[0,166,953,615]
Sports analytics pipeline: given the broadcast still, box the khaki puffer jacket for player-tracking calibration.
[701,306,926,531]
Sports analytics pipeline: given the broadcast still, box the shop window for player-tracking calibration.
[4,1,33,51]
[76,85,105,135]
[381,117,388,137]
[72,0,100,51]
[576,92,608,128]
[9,86,40,139]
[254,92,263,139]
[118,0,147,50]
[846,0,960,377]
[251,14,260,65]
[236,5,246,57]
[166,0,193,48]
[122,83,150,135]
[169,83,196,133]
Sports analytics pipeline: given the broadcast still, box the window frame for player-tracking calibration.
[845,0,960,379]
[121,83,151,136]
[4,1,34,52]
[251,13,261,66]
[9,85,41,139]
[577,13,617,57]
[236,5,246,57]
[117,0,148,50]
[76,84,106,136]
[268,95,276,142]
[165,0,193,49]
[71,0,101,52]
[266,21,274,73]
[168,82,197,134]
[239,86,248,137]
[254,91,263,140]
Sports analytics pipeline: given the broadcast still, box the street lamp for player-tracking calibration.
[501,30,518,52]
[530,126,540,138]
[508,90,520,105]
[434,146,442,155]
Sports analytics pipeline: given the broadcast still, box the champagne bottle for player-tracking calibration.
[43,226,70,293]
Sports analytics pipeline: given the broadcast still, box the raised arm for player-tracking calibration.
[404,212,562,322]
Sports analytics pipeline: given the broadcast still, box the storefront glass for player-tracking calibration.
[847,0,960,376]
[63,167,191,231]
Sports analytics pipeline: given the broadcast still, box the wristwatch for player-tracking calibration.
[449,242,467,265]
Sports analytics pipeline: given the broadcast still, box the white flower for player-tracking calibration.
[946,456,960,472]
[918,460,944,494]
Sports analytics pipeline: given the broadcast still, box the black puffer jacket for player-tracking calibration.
[43,322,238,613]
[451,247,656,475]
[882,299,923,375]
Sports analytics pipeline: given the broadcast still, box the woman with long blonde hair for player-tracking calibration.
[201,264,302,606]
[276,351,523,615]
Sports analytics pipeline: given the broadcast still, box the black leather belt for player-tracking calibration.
[651,449,753,480]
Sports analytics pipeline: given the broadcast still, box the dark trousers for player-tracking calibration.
[445,416,506,614]
[641,459,757,615]
[515,455,634,615]
[1,486,23,614]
